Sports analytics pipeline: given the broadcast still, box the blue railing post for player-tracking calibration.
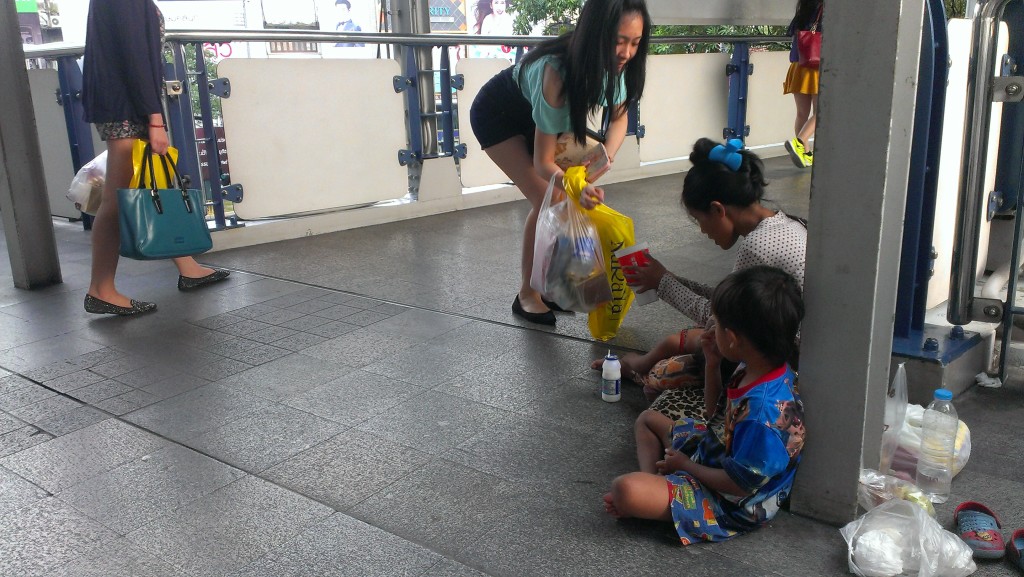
[56,57,94,172]
[395,45,424,166]
[438,47,455,157]
[894,0,948,340]
[164,43,202,195]
[191,42,230,229]
[724,41,751,140]
[56,56,97,229]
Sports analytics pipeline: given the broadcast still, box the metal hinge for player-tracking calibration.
[208,78,231,98]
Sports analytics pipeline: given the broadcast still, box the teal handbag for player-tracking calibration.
[118,146,213,260]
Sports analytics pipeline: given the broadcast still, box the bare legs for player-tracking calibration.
[603,409,675,520]
[87,137,217,307]
[792,92,818,152]
[88,138,134,307]
[591,329,703,377]
[482,136,555,315]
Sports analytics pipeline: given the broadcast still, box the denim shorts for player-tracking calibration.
[469,66,536,155]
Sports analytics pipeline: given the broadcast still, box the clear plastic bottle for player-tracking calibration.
[601,351,621,403]
[915,388,958,503]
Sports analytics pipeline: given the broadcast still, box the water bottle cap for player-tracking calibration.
[605,351,618,361]
[934,388,953,401]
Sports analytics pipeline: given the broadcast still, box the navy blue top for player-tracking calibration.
[82,0,164,123]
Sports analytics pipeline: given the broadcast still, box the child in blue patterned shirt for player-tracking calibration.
[604,265,806,544]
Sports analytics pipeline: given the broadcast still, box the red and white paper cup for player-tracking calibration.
[614,242,659,306]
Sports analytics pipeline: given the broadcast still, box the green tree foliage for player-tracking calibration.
[165,43,223,123]
[944,0,966,18]
[509,0,786,53]
[511,0,964,53]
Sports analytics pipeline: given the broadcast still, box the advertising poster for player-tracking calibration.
[428,0,465,32]
[318,0,381,58]
[465,0,517,61]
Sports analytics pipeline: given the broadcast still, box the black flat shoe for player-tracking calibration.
[178,269,230,291]
[84,294,157,316]
[512,295,556,326]
[542,298,568,313]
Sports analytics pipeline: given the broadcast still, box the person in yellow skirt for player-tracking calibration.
[782,0,822,169]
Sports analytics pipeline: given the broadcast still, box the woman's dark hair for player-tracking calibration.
[518,0,651,144]
[474,0,492,35]
[792,0,823,30]
[712,266,804,366]
[682,137,769,213]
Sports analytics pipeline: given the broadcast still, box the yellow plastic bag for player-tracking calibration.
[564,167,636,341]
[130,140,179,189]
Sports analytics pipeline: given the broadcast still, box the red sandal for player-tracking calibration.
[953,501,1005,559]
[1008,528,1024,571]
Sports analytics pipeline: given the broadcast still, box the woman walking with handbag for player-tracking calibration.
[469,0,651,325]
[82,0,229,316]
[782,0,822,169]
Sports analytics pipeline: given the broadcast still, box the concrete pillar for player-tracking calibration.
[791,0,926,524]
[0,0,62,289]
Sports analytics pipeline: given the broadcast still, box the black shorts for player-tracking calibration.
[469,66,536,155]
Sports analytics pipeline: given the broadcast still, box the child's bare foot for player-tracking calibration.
[603,492,623,518]
[590,352,645,379]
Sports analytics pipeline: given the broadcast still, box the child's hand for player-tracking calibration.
[656,448,691,475]
[580,184,604,209]
[700,326,723,366]
[623,256,667,294]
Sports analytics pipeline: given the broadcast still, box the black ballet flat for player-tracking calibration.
[542,298,569,313]
[512,296,556,326]
[84,295,157,316]
[178,269,230,291]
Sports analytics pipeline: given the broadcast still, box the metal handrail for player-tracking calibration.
[947,0,1015,325]
[23,31,791,59]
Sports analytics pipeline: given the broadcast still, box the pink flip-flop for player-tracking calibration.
[954,501,1006,559]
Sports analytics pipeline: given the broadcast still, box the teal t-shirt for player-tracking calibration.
[513,54,627,135]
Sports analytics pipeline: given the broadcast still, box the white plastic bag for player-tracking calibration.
[530,173,611,312]
[857,468,935,517]
[67,150,107,215]
[841,499,976,577]
[889,404,971,481]
[880,364,909,473]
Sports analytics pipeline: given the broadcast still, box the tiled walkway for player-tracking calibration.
[1,162,1022,576]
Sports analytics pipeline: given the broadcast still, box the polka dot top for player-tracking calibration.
[658,211,807,327]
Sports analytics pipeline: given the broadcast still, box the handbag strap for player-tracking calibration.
[140,143,195,214]
[156,151,196,214]
[809,5,823,32]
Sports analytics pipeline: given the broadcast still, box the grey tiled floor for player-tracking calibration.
[1,159,1022,576]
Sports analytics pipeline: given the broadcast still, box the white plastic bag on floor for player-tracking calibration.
[840,499,976,577]
[889,404,971,481]
[879,364,908,473]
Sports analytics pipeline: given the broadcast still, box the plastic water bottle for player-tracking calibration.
[601,351,621,403]
[915,388,958,503]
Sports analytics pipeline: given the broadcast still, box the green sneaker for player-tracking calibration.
[803,150,814,167]
[784,138,810,168]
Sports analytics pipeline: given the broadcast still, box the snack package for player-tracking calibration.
[553,134,610,182]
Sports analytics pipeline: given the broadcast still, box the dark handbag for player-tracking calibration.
[797,6,823,70]
[118,145,213,260]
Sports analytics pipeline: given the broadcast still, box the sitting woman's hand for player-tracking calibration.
[622,255,668,294]
[579,183,604,209]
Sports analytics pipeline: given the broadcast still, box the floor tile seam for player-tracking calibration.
[0,369,319,505]
[317,454,515,577]
[198,265,648,352]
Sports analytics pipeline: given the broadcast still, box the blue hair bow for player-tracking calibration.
[709,139,745,171]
